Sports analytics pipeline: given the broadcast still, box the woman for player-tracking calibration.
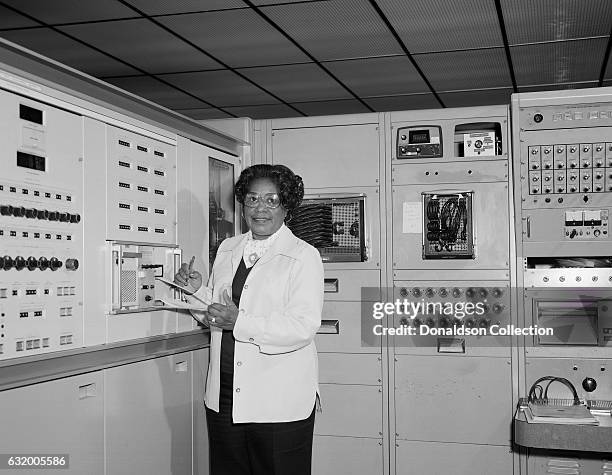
[175,164,324,475]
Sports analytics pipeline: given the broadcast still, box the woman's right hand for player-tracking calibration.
[174,256,203,293]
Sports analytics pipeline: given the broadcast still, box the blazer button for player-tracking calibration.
[237,361,242,366]
[249,338,254,342]
[235,388,241,393]
[243,284,248,289]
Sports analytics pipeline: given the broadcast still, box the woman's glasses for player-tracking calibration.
[244,192,281,209]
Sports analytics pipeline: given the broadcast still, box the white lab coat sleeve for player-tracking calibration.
[233,245,324,354]
[188,258,217,325]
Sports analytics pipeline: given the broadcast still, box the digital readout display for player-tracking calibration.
[409,130,430,144]
[17,152,46,172]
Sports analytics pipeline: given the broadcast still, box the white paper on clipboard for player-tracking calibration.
[155,276,213,305]
[157,298,209,312]
[402,202,422,233]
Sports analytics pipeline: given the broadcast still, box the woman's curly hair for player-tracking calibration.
[235,164,304,220]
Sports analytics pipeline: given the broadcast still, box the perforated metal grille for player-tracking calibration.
[120,270,138,303]
[287,197,366,262]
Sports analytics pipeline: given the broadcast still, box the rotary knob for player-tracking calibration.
[399,287,408,297]
[70,213,81,223]
[412,288,422,298]
[14,256,25,271]
[465,318,475,328]
[492,304,504,314]
[59,212,69,222]
[2,255,13,270]
[26,256,38,271]
[438,317,450,328]
[48,211,59,221]
[37,209,49,220]
[65,258,79,271]
[399,317,409,326]
[479,288,488,298]
[438,288,448,297]
[25,207,37,218]
[425,317,435,328]
[0,205,11,216]
[38,257,49,271]
[49,257,63,271]
[492,288,503,298]
[466,287,475,298]
[452,287,462,298]
[12,206,26,217]
[425,287,435,298]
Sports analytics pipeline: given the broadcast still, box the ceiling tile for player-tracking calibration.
[414,48,511,90]
[502,0,612,45]
[0,28,139,76]
[518,82,599,93]
[162,70,280,107]
[261,0,403,61]
[324,56,430,96]
[439,88,513,108]
[105,75,210,109]
[238,63,353,102]
[363,94,440,111]
[511,39,607,86]
[251,0,321,4]
[0,0,136,24]
[291,99,370,116]
[0,6,40,29]
[177,108,233,120]
[126,0,246,15]
[223,103,300,119]
[158,10,310,68]
[377,0,504,53]
[605,53,612,80]
[60,19,221,74]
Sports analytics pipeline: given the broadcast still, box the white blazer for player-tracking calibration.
[193,225,324,423]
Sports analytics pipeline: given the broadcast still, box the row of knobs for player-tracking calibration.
[532,161,608,169]
[533,145,611,155]
[0,205,81,223]
[399,287,503,299]
[0,256,79,271]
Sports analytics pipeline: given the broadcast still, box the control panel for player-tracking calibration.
[527,143,612,195]
[108,242,178,314]
[396,125,442,159]
[564,209,609,240]
[107,126,177,245]
[0,89,83,360]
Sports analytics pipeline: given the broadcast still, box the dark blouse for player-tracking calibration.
[220,258,253,375]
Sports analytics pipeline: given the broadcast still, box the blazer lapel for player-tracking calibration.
[254,225,297,268]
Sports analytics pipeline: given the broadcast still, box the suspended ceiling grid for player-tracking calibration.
[0,0,611,119]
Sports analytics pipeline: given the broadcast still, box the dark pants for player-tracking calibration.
[205,371,315,475]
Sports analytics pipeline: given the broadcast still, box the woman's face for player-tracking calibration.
[243,178,287,240]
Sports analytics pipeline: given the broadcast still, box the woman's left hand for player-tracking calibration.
[205,289,239,330]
